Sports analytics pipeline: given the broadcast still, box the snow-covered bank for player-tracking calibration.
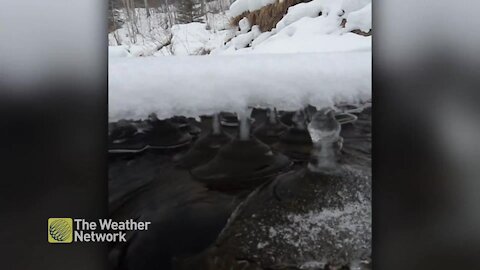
[218,0,372,54]
[108,0,372,56]
[109,51,371,122]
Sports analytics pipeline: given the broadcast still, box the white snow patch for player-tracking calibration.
[171,23,213,55]
[109,46,132,58]
[251,31,274,47]
[233,25,261,49]
[238,17,252,33]
[344,3,372,33]
[341,0,372,13]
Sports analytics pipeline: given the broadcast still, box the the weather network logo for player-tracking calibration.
[48,217,150,243]
[48,218,73,243]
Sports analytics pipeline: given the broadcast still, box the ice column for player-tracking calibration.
[292,109,307,130]
[268,108,278,124]
[212,113,221,135]
[238,108,253,141]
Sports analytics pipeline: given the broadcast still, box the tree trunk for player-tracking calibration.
[144,0,151,17]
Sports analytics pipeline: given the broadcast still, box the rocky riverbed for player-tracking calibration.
[108,105,371,270]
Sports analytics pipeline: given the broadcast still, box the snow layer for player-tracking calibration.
[109,51,371,121]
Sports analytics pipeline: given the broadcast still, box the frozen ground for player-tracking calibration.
[109,51,371,122]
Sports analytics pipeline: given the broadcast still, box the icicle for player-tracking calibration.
[212,113,221,135]
[307,108,342,172]
[292,109,307,129]
[349,260,363,270]
[268,108,278,124]
[148,113,159,122]
[238,108,253,141]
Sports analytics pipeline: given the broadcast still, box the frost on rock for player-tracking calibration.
[274,194,371,259]
[209,108,372,268]
[214,164,372,268]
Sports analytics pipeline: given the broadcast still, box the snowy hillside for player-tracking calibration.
[109,0,372,56]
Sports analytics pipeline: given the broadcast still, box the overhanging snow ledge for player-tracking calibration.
[109,52,371,121]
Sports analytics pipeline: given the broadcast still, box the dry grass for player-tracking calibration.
[340,18,372,36]
[231,0,308,32]
[231,11,250,27]
[351,29,371,36]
